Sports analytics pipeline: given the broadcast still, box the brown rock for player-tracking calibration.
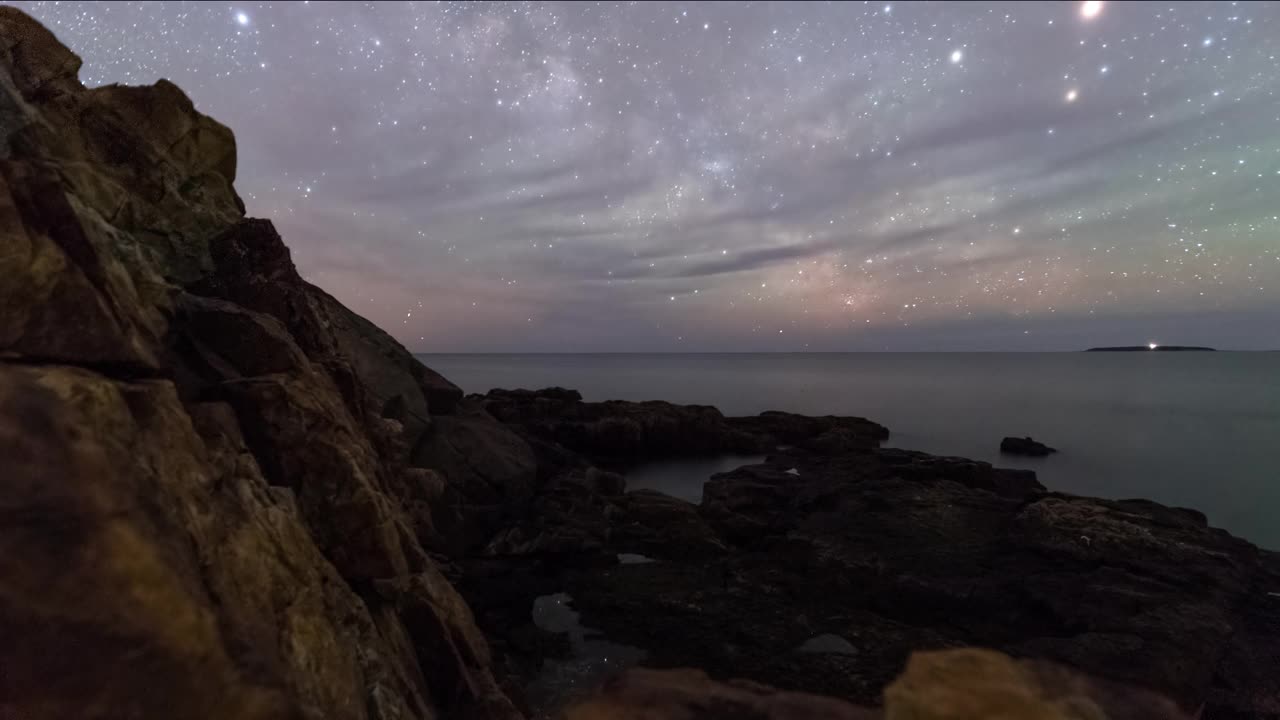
[884,648,1187,720]
[0,10,519,720]
[219,372,425,581]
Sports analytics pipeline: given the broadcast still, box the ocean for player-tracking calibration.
[418,352,1280,550]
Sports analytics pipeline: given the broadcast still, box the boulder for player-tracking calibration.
[884,648,1188,720]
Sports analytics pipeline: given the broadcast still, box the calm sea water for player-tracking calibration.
[420,353,1280,550]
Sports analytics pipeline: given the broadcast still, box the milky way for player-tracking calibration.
[16,1,1280,350]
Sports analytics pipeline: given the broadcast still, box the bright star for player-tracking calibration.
[1080,1,1103,20]
[950,49,963,64]
[235,11,249,26]
[1065,88,1079,102]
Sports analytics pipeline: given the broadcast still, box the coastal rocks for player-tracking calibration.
[479,388,761,459]
[1000,436,1057,456]
[0,10,518,720]
[728,410,890,452]
[547,447,1260,714]
[476,388,889,463]
[460,386,1268,715]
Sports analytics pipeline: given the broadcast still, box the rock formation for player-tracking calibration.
[2,9,1277,720]
[1000,436,1057,456]
[461,387,1278,718]
[0,8,520,718]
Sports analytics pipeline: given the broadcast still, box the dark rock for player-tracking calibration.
[477,388,887,463]
[1000,436,1057,456]
[192,218,463,451]
[554,449,1258,713]
[613,489,728,561]
[566,667,878,720]
[412,399,539,553]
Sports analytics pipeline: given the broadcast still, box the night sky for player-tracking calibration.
[17,1,1280,351]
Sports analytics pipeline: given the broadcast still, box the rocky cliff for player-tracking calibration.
[0,8,526,718]
[2,8,1276,720]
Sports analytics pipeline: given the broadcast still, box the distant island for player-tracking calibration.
[1086,345,1216,352]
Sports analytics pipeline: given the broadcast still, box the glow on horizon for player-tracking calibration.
[1149,342,1159,350]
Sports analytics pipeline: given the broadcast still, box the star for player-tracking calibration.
[12,0,1274,354]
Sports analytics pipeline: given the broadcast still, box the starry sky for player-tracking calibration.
[16,1,1280,351]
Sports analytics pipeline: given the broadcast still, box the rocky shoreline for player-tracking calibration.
[2,8,1277,720]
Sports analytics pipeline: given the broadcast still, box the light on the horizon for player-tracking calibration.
[1148,342,1159,350]
[1080,1,1103,20]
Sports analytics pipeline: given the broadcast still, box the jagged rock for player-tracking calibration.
[412,399,538,553]
[191,218,462,449]
[176,292,310,378]
[0,366,297,720]
[371,570,521,719]
[1000,436,1057,456]
[0,157,168,370]
[0,10,518,720]
[218,372,427,581]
